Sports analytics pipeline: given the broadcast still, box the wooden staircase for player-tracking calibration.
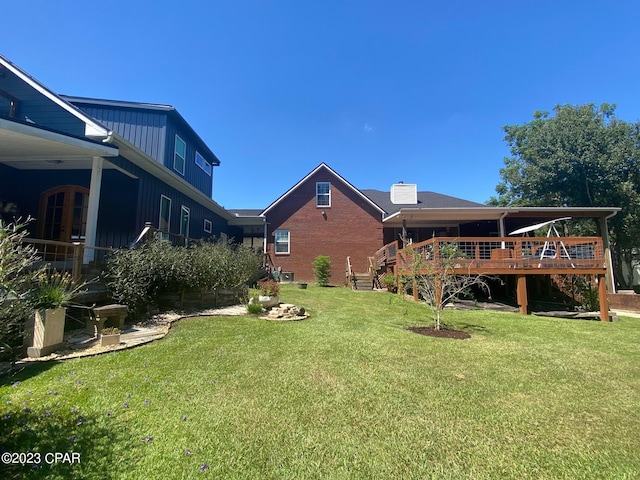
[351,273,374,290]
[346,256,379,291]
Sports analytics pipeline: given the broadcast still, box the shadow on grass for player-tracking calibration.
[456,322,490,334]
[1,402,138,479]
[0,360,61,386]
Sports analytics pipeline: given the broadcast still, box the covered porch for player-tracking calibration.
[374,206,620,322]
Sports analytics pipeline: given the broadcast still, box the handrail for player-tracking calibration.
[346,256,353,285]
[21,238,113,281]
[393,236,605,273]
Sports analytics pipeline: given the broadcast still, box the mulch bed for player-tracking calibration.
[407,326,471,340]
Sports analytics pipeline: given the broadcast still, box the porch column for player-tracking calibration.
[516,274,528,315]
[84,156,104,264]
[598,274,610,322]
[599,215,616,293]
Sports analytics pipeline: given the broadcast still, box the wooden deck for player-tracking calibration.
[374,236,610,321]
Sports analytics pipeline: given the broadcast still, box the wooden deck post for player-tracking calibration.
[413,277,419,301]
[598,274,610,322]
[516,275,528,315]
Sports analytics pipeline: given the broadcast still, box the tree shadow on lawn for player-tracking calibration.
[1,365,140,479]
[1,360,61,386]
[1,406,139,479]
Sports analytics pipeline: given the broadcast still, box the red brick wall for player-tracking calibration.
[265,169,383,284]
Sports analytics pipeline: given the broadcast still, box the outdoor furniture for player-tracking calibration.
[85,304,128,337]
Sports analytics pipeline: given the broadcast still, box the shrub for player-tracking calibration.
[258,280,280,296]
[104,239,261,317]
[313,255,331,286]
[0,217,46,363]
[246,301,263,315]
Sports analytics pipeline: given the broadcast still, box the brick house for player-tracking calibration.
[260,163,385,284]
[231,163,619,296]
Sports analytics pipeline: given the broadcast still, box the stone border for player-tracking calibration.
[14,305,249,364]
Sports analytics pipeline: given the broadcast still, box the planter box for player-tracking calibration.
[608,293,640,313]
[100,333,121,347]
[157,288,247,310]
[26,308,66,358]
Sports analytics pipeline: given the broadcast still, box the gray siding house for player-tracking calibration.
[0,54,240,258]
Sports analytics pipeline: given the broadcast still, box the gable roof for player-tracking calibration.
[361,189,483,216]
[0,55,111,139]
[61,95,221,166]
[260,163,386,216]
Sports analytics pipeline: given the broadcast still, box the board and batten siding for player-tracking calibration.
[105,155,235,243]
[75,105,167,164]
[165,118,213,198]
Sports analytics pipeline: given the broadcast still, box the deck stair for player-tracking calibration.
[351,273,374,290]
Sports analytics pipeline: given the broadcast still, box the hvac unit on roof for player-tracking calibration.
[390,183,418,204]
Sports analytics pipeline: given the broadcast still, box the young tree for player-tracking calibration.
[488,104,640,287]
[408,242,493,330]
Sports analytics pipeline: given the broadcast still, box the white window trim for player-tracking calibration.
[203,219,212,234]
[180,205,190,237]
[159,195,172,233]
[274,229,290,255]
[316,182,331,207]
[174,134,186,175]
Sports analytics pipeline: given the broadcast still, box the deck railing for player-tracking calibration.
[389,236,605,273]
[21,239,114,281]
[374,240,398,269]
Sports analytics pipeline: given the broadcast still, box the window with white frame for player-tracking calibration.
[195,151,212,176]
[174,135,186,175]
[316,182,331,207]
[274,230,290,254]
[203,219,212,233]
[159,195,171,233]
[180,205,190,238]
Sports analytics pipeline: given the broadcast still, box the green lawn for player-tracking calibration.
[2,285,640,479]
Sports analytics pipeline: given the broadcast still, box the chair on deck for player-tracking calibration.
[490,248,515,268]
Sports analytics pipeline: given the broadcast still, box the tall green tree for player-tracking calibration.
[489,104,640,287]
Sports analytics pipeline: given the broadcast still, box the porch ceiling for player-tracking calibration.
[0,117,118,169]
[383,206,620,227]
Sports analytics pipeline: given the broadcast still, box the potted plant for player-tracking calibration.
[25,271,83,358]
[100,327,121,347]
[257,279,280,308]
[383,274,397,292]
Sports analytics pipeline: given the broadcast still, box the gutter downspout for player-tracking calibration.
[498,211,508,248]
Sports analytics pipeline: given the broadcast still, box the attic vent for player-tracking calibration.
[390,183,417,205]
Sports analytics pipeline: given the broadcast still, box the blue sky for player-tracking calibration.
[4,1,640,209]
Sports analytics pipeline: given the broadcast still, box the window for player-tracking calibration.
[274,230,290,254]
[174,135,186,175]
[0,89,18,118]
[203,219,212,234]
[159,195,171,233]
[316,182,331,207]
[180,205,190,238]
[195,151,212,176]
